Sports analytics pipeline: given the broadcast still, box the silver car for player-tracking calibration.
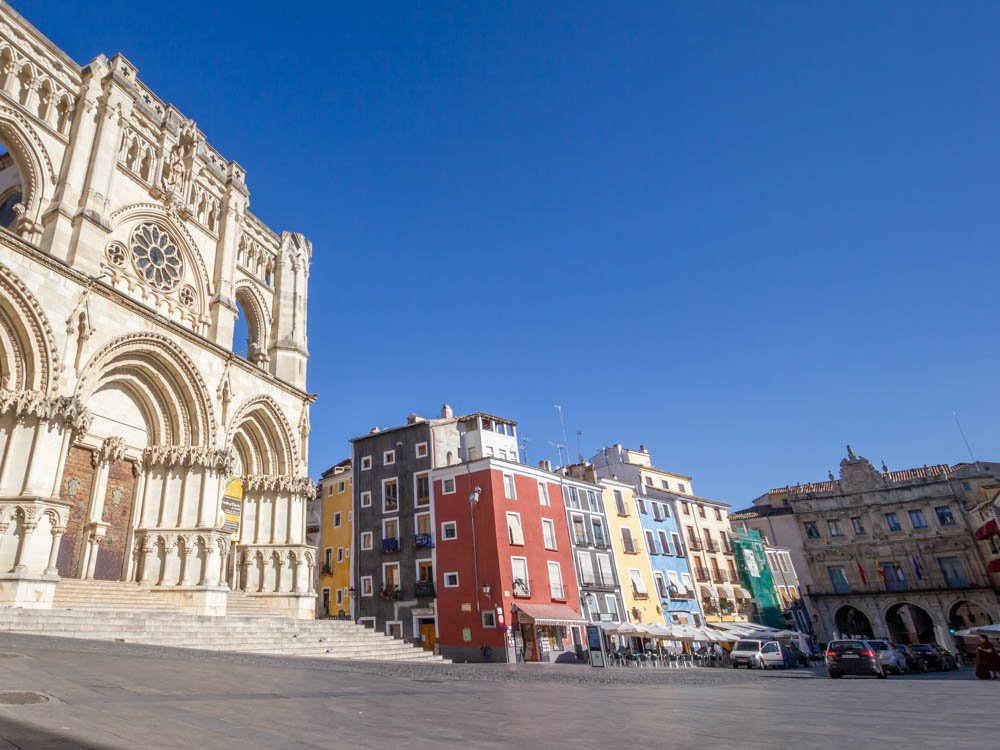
[867,639,907,674]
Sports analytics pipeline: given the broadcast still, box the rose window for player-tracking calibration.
[106,242,128,267]
[131,223,183,291]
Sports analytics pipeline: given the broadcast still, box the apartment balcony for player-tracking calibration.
[694,570,710,583]
[702,602,719,615]
[413,533,434,549]
[631,588,649,600]
[381,538,400,554]
[414,581,436,598]
[321,563,332,575]
[550,584,567,601]
[669,585,694,600]
[712,570,730,584]
[380,586,402,600]
[513,579,531,598]
[687,539,704,552]
[656,587,669,600]
[622,541,639,555]
[572,536,590,547]
[615,502,629,517]
[674,547,686,558]
[704,540,720,553]
[592,538,610,550]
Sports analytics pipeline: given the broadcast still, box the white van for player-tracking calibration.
[730,639,785,669]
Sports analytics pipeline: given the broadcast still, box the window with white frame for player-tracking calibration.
[658,530,671,555]
[442,478,456,494]
[538,482,550,506]
[382,478,399,512]
[443,572,459,588]
[360,576,373,597]
[577,551,596,585]
[547,561,565,599]
[415,511,432,538]
[415,472,430,507]
[416,442,428,459]
[325,484,333,497]
[382,517,399,543]
[605,594,620,622]
[503,473,517,499]
[333,512,342,528]
[383,449,395,465]
[337,480,346,494]
[511,557,530,596]
[335,589,343,606]
[542,518,557,550]
[336,547,344,562]
[506,512,525,545]
[636,497,647,514]
[628,568,647,596]
[360,491,372,508]
[358,617,375,629]
[360,531,373,551]
[441,521,457,540]
[645,530,658,554]
[654,572,668,598]
[360,456,372,471]
[482,610,497,628]
[597,554,614,586]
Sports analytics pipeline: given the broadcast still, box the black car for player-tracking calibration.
[909,643,956,671]
[826,639,886,679]
[894,643,927,673]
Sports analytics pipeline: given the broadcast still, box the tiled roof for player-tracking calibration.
[730,505,793,520]
[767,463,959,497]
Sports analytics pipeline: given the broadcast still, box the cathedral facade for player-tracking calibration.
[0,4,316,617]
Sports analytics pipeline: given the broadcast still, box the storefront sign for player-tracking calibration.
[461,603,472,612]
[412,608,434,616]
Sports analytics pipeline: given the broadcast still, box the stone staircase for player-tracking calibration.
[0,580,445,663]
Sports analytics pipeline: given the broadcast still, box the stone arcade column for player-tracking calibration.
[0,392,91,609]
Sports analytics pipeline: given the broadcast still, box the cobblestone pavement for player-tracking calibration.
[0,633,989,749]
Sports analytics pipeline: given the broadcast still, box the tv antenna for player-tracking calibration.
[576,430,584,463]
[548,441,568,467]
[554,405,570,464]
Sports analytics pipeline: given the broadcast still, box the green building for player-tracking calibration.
[730,527,783,629]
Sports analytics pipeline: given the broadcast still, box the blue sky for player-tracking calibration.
[27,2,1000,504]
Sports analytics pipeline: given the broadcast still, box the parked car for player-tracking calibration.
[909,643,956,671]
[730,639,785,669]
[894,644,927,673]
[868,639,907,674]
[825,639,886,679]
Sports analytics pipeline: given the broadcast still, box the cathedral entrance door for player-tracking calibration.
[56,446,97,578]
[93,458,137,581]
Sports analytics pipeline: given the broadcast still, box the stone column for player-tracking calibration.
[84,534,101,579]
[12,521,37,572]
[198,543,213,586]
[45,526,65,575]
[293,556,305,594]
[306,558,315,594]
[179,537,193,586]
[138,538,154,584]
[217,543,228,587]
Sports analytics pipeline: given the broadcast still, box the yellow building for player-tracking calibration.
[318,458,353,618]
[599,477,662,626]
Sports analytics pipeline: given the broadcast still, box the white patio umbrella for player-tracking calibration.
[615,622,640,634]
[599,621,621,634]
[646,624,672,638]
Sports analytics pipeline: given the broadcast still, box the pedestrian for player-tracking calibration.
[974,635,996,680]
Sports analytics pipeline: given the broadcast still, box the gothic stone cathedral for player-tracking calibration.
[0,3,317,617]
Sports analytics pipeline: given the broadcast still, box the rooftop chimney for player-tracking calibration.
[440,403,454,419]
[538,459,552,472]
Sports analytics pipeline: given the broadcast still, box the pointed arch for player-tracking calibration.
[75,333,215,447]
[0,258,58,392]
[0,101,55,235]
[233,280,270,359]
[227,395,297,476]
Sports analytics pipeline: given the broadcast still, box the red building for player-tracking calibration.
[434,457,585,662]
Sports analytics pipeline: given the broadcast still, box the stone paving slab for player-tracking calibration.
[0,633,991,749]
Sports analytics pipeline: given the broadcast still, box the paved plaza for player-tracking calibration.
[0,634,990,749]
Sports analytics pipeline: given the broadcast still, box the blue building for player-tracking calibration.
[635,487,702,626]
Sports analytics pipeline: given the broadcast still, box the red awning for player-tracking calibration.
[512,603,586,625]
[987,558,1000,574]
[975,518,999,540]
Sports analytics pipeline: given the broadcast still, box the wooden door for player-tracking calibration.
[420,623,436,651]
[56,446,96,578]
[93,459,137,581]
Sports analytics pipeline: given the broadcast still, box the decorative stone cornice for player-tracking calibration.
[142,445,236,474]
[0,388,91,434]
[244,474,316,499]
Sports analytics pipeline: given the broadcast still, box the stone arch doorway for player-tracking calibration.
[834,605,874,638]
[885,602,936,644]
[949,600,993,631]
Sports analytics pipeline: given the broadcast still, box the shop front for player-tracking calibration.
[512,603,586,663]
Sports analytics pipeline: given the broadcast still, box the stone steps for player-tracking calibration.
[2,580,445,663]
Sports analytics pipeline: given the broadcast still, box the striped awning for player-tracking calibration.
[700,584,718,600]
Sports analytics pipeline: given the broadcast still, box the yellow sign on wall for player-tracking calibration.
[219,478,243,541]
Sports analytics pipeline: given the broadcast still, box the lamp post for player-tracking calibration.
[470,486,481,612]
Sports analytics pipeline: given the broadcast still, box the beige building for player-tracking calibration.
[742,448,1000,645]
[0,4,316,617]
[590,445,747,623]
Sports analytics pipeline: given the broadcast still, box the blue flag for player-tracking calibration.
[911,555,923,580]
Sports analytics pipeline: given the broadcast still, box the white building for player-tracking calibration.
[0,3,316,617]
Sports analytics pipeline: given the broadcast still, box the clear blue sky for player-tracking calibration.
[27,1,1000,505]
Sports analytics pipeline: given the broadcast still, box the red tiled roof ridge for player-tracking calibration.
[767,463,958,496]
